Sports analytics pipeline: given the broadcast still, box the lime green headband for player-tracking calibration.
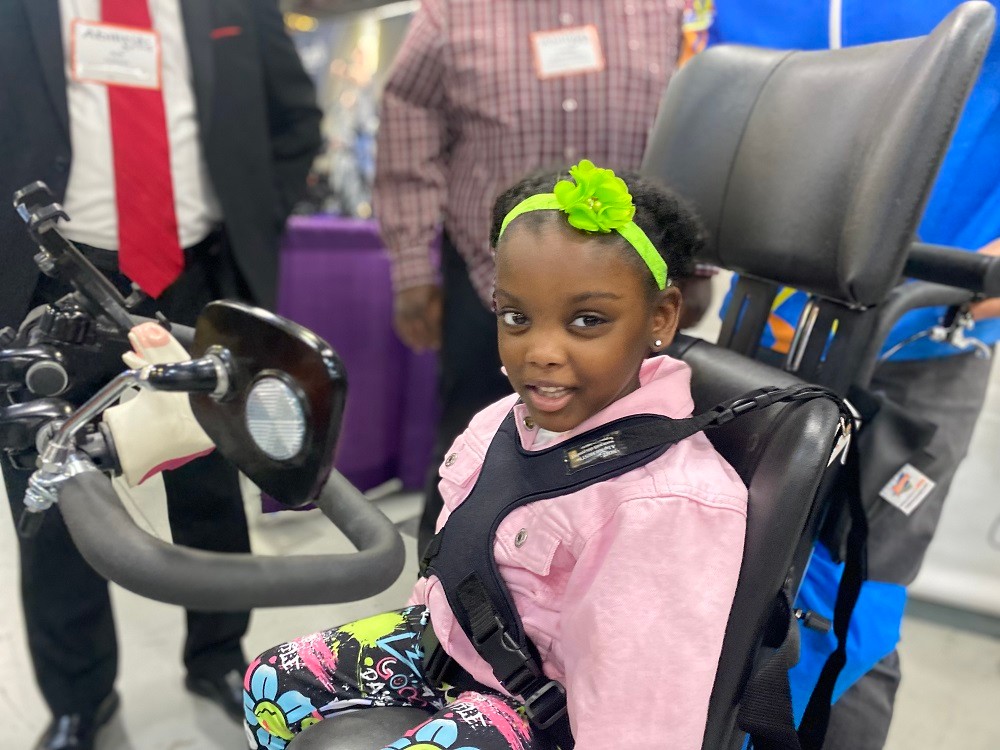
[498,159,668,290]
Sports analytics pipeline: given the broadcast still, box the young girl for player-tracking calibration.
[243,161,748,750]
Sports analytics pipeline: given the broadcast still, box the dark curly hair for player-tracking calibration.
[490,167,704,294]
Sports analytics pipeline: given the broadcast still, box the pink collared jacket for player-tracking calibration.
[409,355,748,749]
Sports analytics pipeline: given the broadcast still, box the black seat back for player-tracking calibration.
[672,336,841,749]
[645,2,995,392]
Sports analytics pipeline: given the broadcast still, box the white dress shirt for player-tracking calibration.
[58,0,222,250]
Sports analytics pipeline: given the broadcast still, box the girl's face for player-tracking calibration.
[495,222,681,433]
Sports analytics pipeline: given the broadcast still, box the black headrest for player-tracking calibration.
[643,1,995,307]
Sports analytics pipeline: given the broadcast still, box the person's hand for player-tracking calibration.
[394,284,443,352]
[969,238,1000,321]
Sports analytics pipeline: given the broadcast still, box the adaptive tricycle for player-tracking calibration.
[2,4,997,750]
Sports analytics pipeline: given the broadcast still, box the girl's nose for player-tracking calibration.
[525,331,566,368]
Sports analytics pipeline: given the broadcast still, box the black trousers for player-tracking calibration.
[417,237,512,556]
[3,233,251,715]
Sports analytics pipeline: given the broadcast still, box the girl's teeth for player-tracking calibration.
[537,386,567,395]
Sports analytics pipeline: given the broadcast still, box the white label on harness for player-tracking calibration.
[879,463,936,516]
[565,433,622,471]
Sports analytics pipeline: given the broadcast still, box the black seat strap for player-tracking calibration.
[797,441,868,748]
[736,589,803,750]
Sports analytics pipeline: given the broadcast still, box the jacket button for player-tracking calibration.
[515,529,528,547]
[53,156,70,173]
[444,453,456,467]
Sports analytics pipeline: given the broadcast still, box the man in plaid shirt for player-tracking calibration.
[373,0,715,554]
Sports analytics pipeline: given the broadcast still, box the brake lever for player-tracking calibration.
[929,306,992,359]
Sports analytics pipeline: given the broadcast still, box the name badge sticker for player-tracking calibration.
[531,25,605,79]
[71,20,161,90]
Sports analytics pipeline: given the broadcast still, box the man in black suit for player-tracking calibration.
[0,2,322,748]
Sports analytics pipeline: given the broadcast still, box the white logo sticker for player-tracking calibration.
[879,463,936,516]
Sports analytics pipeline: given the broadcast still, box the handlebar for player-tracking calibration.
[857,280,983,386]
[904,242,1000,297]
[58,469,406,611]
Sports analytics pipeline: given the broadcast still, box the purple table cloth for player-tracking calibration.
[268,215,439,503]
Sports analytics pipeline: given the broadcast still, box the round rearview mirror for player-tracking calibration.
[245,376,306,461]
[190,301,347,507]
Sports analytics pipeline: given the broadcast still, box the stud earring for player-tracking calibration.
[653,339,663,348]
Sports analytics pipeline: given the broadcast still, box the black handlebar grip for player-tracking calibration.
[58,470,406,611]
[905,243,1000,297]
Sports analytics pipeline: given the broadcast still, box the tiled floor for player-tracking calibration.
[2,476,999,749]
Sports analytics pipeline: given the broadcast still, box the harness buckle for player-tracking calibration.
[490,625,543,696]
[523,680,569,730]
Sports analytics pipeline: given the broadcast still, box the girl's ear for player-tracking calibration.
[650,285,682,353]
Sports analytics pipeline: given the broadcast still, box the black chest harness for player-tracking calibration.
[419,386,865,750]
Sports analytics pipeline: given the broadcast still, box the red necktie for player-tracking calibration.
[101,0,184,297]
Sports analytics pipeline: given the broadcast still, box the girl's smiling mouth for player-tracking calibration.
[525,383,576,413]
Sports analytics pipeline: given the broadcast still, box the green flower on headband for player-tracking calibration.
[552,159,636,233]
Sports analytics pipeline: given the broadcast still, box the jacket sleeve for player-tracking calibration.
[559,492,746,749]
[252,0,323,225]
[372,0,449,293]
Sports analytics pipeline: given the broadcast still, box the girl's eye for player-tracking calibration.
[500,311,528,326]
[570,314,607,328]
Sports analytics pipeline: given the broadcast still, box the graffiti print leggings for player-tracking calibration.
[243,606,550,750]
